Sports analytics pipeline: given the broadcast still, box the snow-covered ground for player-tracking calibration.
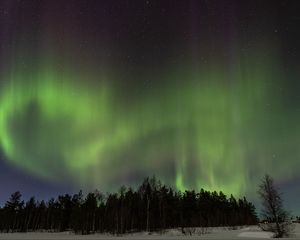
[1,224,300,239]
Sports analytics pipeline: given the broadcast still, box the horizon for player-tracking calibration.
[0,172,299,218]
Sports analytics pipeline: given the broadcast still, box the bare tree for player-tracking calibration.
[258,174,293,238]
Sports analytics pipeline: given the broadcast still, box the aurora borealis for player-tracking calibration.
[0,0,300,211]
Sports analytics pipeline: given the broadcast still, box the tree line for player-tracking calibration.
[0,176,258,234]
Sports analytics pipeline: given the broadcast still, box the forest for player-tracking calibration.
[0,177,258,234]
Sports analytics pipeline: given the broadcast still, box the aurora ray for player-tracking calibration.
[1,47,299,199]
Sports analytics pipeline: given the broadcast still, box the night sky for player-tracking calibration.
[0,0,300,213]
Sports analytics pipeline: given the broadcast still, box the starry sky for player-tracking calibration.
[0,0,300,213]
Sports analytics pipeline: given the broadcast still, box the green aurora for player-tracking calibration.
[0,46,299,198]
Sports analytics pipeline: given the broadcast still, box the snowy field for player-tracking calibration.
[1,224,300,239]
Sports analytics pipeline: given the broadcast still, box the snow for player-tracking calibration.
[1,224,300,239]
[238,231,273,238]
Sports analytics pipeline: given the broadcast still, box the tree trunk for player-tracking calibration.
[146,196,150,232]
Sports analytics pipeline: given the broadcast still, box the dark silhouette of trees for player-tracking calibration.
[2,191,24,232]
[258,174,293,238]
[0,176,258,234]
